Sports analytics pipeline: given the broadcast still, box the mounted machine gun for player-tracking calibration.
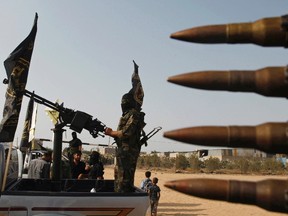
[23,88,106,183]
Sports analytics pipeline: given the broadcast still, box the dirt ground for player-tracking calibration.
[104,166,288,216]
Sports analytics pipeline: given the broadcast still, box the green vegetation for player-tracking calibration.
[80,150,287,175]
[136,153,287,175]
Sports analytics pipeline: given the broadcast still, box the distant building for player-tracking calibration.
[99,147,116,155]
[155,152,170,157]
[152,148,274,161]
[197,148,273,161]
[165,151,195,158]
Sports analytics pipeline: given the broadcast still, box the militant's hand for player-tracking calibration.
[104,127,113,136]
[133,60,139,73]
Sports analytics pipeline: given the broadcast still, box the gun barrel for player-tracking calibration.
[170,15,288,47]
[164,178,288,213]
[168,67,288,98]
[163,122,288,154]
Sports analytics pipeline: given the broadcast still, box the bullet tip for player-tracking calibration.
[164,181,175,189]
[167,75,178,84]
[170,33,178,40]
[170,31,189,41]
[170,25,227,44]
[163,131,171,139]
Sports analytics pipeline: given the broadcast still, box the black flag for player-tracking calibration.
[0,13,38,142]
[19,96,34,151]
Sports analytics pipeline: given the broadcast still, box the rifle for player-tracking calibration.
[141,126,162,146]
[111,126,162,146]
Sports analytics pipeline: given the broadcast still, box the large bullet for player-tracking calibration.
[167,66,288,98]
[170,15,288,47]
[163,122,288,154]
[164,178,288,213]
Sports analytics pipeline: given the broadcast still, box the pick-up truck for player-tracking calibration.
[0,143,150,216]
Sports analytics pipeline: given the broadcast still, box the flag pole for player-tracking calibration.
[1,142,12,192]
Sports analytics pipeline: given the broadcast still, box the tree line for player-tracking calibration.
[82,150,287,175]
[136,152,287,175]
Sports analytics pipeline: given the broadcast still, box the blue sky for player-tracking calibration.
[0,1,288,153]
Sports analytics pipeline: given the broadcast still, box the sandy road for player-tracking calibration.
[104,166,288,216]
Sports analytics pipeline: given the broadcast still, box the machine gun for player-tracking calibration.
[24,89,106,138]
[23,89,106,183]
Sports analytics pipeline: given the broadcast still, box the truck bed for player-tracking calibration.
[0,179,150,216]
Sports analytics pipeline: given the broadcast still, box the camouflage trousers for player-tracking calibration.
[114,148,139,192]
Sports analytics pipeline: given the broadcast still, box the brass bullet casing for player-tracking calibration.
[168,66,288,98]
[165,178,288,213]
[171,15,288,47]
[164,122,288,154]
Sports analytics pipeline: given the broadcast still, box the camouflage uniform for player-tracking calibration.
[109,60,145,193]
[114,108,145,192]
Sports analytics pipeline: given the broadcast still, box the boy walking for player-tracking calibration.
[148,177,161,216]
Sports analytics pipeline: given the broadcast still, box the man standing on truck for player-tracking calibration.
[68,132,82,163]
[105,60,146,192]
[28,150,52,179]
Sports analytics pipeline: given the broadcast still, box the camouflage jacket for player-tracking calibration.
[116,108,145,152]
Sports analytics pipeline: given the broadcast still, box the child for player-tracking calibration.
[148,177,161,216]
[140,171,152,192]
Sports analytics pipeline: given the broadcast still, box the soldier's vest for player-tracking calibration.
[116,109,145,151]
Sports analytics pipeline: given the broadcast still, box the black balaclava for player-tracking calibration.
[121,93,135,115]
[121,61,144,114]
